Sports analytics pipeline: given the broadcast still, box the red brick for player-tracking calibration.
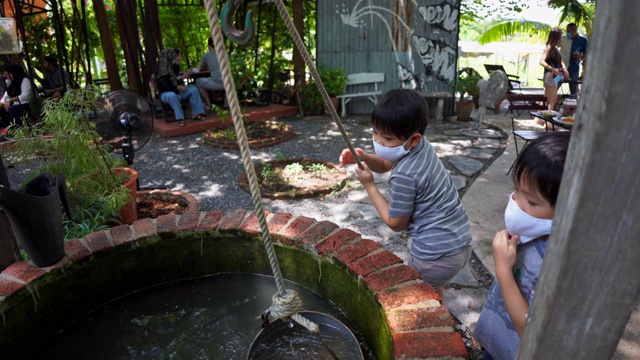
[378,282,440,310]
[349,251,403,277]
[266,212,293,233]
[393,331,467,358]
[219,209,247,230]
[387,306,453,332]
[132,218,156,238]
[333,239,382,265]
[64,238,91,263]
[3,262,45,283]
[198,210,224,231]
[0,276,24,296]
[181,193,200,212]
[297,221,339,247]
[315,228,359,256]
[178,211,201,231]
[277,216,316,245]
[109,224,134,245]
[363,266,419,291]
[156,214,177,234]
[240,210,271,236]
[83,230,113,254]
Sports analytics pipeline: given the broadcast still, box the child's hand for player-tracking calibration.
[339,148,365,167]
[492,230,520,274]
[354,160,375,186]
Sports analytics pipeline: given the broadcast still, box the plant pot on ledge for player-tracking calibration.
[456,100,475,122]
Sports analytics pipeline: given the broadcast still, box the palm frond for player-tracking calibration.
[478,20,552,45]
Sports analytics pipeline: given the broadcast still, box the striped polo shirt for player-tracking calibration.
[388,137,472,260]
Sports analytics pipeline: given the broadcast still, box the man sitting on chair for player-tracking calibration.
[41,55,71,99]
[195,37,224,109]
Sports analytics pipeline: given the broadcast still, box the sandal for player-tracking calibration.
[192,114,206,121]
[177,119,185,127]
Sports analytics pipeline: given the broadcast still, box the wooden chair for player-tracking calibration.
[507,94,549,174]
[148,79,189,123]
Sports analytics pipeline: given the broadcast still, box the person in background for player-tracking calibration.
[195,37,224,110]
[339,89,472,297]
[473,132,570,360]
[0,64,33,135]
[155,48,206,127]
[565,23,587,95]
[41,55,72,99]
[539,28,569,113]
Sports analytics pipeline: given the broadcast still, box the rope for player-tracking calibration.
[202,0,318,334]
[273,0,363,170]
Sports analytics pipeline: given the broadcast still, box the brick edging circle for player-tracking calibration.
[237,158,349,200]
[203,120,295,149]
[0,210,467,359]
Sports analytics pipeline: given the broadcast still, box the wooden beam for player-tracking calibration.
[517,1,640,359]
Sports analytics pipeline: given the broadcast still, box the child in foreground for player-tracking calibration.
[473,132,570,360]
[339,88,472,295]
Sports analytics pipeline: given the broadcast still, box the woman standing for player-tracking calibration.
[540,28,569,112]
[0,64,33,131]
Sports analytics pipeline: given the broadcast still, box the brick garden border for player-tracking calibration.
[203,120,295,149]
[0,210,467,359]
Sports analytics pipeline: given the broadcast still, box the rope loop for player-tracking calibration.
[270,289,303,320]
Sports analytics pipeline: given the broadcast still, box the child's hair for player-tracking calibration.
[513,132,570,206]
[371,88,429,139]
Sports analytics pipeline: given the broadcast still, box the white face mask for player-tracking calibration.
[4,79,10,87]
[504,192,553,244]
[373,136,411,163]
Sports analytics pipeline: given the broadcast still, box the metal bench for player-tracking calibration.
[336,73,384,117]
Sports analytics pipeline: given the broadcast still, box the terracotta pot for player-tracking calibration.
[456,100,474,121]
[114,167,138,225]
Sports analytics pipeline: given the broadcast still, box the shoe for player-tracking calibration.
[0,128,7,141]
[192,114,206,121]
[177,119,185,127]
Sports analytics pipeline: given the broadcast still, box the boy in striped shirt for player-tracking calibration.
[339,88,472,295]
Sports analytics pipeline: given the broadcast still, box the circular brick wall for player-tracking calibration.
[0,210,467,359]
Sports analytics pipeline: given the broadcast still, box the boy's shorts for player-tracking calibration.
[409,246,472,289]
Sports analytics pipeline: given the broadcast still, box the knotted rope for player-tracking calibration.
[202,0,318,333]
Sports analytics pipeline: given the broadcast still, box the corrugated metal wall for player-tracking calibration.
[317,0,460,116]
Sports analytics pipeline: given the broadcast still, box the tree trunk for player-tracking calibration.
[92,0,123,90]
[292,0,304,88]
[115,0,142,92]
[517,1,640,358]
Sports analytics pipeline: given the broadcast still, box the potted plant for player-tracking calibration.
[454,68,481,121]
[300,66,348,115]
[7,86,136,243]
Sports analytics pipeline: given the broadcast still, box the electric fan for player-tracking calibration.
[92,90,155,165]
[460,70,508,138]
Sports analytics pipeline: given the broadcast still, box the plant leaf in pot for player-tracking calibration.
[7,86,134,241]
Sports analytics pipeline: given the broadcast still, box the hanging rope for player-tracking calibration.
[202,0,318,334]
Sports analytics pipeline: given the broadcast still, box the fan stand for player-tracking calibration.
[459,106,502,139]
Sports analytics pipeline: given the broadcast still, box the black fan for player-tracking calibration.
[92,90,154,165]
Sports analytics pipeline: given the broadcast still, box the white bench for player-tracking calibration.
[336,73,385,117]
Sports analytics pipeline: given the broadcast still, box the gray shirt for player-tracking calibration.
[199,50,222,83]
[388,137,472,260]
[473,239,547,360]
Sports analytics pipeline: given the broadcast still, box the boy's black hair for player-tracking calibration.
[513,132,570,206]
[208,37,214,47]
[371,88,429,139]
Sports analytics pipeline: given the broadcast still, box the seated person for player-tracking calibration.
[0,64,34,132]
[155,49,206,127]
[41,55,72,99]
[195,37,224,109]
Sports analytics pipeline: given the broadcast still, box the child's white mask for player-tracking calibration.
[504,192,553,244]
[373,137,410,163]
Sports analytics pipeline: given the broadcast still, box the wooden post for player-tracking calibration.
[517,2,640,359]
[0,211,21,271]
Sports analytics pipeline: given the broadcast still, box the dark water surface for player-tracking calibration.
[26,273,374,359]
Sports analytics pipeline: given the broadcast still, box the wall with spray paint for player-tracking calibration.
[317,0,460,115]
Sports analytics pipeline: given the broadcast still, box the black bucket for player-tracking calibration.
[0,173,72,267]
[247,311,364,359]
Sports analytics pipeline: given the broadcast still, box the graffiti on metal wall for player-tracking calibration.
[337,0,459,90]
